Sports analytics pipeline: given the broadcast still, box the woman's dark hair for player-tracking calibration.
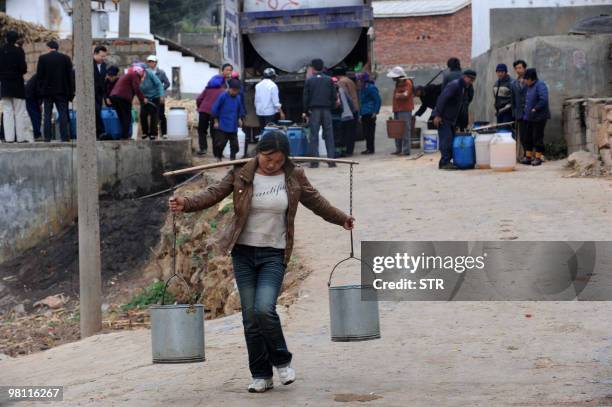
[447,57,461,71]
[513,59,527,69]
[523,68,538,81]
[256,130,291,159]
[221,63,233,71]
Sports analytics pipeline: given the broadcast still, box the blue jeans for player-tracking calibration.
[394,111,412,155]
[231,244,292,379]
[438,120,455,167]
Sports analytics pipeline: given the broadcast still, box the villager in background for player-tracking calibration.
[212,78,246,161]
[36,40,74,142]
[303,58,337,168]
[358,72,381,155]
[169,131,354,393]
[493,63,514,131]
[196,74,225,156]
[414,84,441,129]
[512,60,528,153]
[336,68,359,156]
[442,57,462,89]
[255,67,284,128]
[104,65,120,106]
[25,74,42,140]
[521,68,550,166]
[146,55,170,137]
[93,45,108,139]
[0,30,30,142]
[110,65,147,140]
[432,69,477,170]
[140,63,165,140]
[387,66,413,156]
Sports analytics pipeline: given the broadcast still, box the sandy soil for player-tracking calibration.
[2,129,612,406]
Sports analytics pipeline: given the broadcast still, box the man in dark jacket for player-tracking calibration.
[442,58,462,89]
[414,84,442,129]
[432,70,477,170]
[93,45,108,139]
[37,40,74,142]
[303,58,337,168]
[520,68,550,166]
[493,63,514,130]
[0,30,30,142]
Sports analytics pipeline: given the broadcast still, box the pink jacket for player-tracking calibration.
[197,74,226,114]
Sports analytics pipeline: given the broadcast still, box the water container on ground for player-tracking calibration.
[452,133,475,169]
[223,128,247,159]
[101,107,122,140]
[422,130,438,153]
[167,107,189,139]
[475,133,494,169]
[287,126,308,156]
[490,130,516,171]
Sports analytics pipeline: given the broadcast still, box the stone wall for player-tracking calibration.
[0,140,192,264]
[563,98,612,168]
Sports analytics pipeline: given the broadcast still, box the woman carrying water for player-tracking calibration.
[169,131,355,393]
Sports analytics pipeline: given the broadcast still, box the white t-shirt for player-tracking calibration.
[237,173,288,249]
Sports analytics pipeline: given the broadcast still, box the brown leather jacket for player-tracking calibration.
[183,158,350,265]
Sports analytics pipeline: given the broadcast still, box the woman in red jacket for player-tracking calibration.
[196,74,225,156]
[110,66,147,139]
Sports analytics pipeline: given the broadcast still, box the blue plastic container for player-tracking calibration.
[452,133,476,169]
[69,110,77,139]
[101,107,122,140]
[287,127,308,156]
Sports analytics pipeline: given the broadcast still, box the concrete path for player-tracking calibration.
[3,136,612,407]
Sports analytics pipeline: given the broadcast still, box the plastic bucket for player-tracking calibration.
[422,130,438,153]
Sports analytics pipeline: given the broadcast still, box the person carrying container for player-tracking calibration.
[211,78,246,161]
[387,66,414,156]
[169,131,355,393]
[432,69,477,170]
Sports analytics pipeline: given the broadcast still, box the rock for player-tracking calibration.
[33,294,67,309]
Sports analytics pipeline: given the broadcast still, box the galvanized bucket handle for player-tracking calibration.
[160,213,201,306]
[327,164,376,287]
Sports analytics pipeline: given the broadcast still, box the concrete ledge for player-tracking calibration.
[0,140,192,264]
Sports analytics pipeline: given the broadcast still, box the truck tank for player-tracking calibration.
[242,0,363,72]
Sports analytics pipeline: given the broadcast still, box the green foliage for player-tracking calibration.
[545,139,568,160]
[122,281,175,310]
[209,219,218,230]
[150,0,219,35]
[220,202,234,215]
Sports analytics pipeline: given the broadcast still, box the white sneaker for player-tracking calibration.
[276,365,296,385]
[247,378,274,393]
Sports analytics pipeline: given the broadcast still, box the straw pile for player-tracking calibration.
[143,174,310,319]
[0,13,58,44]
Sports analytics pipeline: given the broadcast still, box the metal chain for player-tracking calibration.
[349,164,354,258]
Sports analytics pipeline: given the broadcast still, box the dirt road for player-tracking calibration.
[3,135,612,406]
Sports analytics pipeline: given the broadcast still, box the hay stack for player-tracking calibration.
[0,13,58,44]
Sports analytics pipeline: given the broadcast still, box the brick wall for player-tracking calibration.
[22,38,156,79]
[374,4,472,70]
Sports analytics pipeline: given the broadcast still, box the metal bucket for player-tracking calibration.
[150,303,205,363]
[328,254,381,342]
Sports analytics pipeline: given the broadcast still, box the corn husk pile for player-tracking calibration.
[0,13,58,44]
[564,151,608,178]
[143,174,311,319]
[165,97,199,130]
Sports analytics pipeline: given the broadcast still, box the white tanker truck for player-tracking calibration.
[222,0,374,132]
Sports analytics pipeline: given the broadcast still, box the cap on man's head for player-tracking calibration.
[6,30,19,45]
[311,58,324,72]
[463,69,477,79]
[47,40,59,50]
[146,55,158,62]
[228,78,241,89]
[495,63,508,73]
[263,67,277,78]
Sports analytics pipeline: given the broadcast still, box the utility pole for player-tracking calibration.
[74,0,102,338]
[119,0,131,37]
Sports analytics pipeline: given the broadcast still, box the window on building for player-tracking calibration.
[0,0,6,13]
